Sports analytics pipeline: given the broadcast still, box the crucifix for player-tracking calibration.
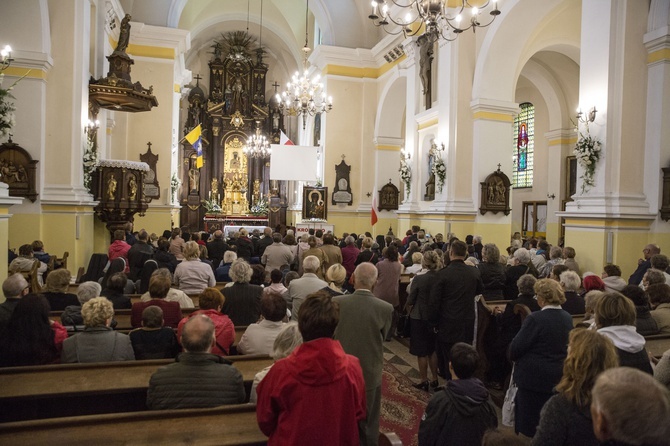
[146,142,152,150]
[194,74,202,84]
[272,81,280,92]
[497,163,502,172]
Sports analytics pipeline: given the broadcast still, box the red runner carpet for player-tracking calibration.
[380,362,432,446]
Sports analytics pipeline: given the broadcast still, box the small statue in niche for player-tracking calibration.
[487,182,495,204]
[224,85,232,114]
[211,177,220,204]
[495,181,506,204]
[188,168,200,194]
[107,174,117,200]
[253,179,260,202]
[128,176,137,201]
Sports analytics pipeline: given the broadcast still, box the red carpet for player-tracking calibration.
[380,362,432,446]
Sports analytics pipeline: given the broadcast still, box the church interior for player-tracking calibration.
[0,0,669,283]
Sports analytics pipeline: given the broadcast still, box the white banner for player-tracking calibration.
[269,145,319,181]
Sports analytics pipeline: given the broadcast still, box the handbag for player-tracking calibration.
[502,364,517,427]
[397,314,411,338]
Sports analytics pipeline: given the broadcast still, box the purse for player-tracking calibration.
[502,364,517,427]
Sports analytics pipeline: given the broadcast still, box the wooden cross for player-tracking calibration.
[366,192,371,197]
[194,74,202,82]
[341,154,346,160]
[497,163,501,171]
[272,81,280,91]
[146,142,152,150]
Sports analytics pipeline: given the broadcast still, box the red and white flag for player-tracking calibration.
[280,130,294,145]
[371,193,378,226]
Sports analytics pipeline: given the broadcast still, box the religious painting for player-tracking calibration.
[378,181,399,211]
[0,138,38,202]
[479,166,511,215]
[303,186,328,221]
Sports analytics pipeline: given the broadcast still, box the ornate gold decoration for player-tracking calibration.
[230,110,245,128]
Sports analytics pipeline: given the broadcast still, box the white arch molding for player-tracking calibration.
[374,70,407,144]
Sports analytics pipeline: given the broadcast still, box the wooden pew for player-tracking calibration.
[51,307,200,330]
[645,332,670,357]
[0,354,273,422]
[0,405,403,446]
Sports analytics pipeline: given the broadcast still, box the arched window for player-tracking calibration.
[512,102,534,188]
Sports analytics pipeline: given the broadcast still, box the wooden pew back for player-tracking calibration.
[0,354,273,422]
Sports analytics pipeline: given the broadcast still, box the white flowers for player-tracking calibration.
[432,157,446,193]
[574,130,602,193]
[0,72,23,139]
[399,160,411,198]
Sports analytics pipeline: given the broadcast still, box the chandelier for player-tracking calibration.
[369,0,501,42]
[276,0,333,130]
[0,45,13,72]
[244,122,272,159]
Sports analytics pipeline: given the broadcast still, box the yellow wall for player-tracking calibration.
[133,207,174,238]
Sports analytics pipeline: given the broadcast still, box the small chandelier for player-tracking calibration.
[277,0,333,130]
[244,122,272,159]
[369,0,501,42]
[0,45,13,72]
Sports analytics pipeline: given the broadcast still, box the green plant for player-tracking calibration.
[574,122,601,193]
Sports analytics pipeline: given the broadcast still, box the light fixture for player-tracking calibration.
[0,44,13,72]
[276,0,333,130]
[576,106,597,124]
[369,0,501,42]
[401,146,411,161]
[547,193,555,200]
[244,121,272,158]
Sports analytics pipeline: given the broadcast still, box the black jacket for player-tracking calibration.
[418,378,497,446]
[127,242,154,281]
[497,294,541,345]
[562,291,586,315]
[428,260,483,344]
[477,262,506,299]
[504,264,530,299]
[207,239,229,263]
[146,352,245,410]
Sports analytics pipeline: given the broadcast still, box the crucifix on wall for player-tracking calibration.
[417,34,434,109]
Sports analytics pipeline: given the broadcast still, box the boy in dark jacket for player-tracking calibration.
[418,343,497,446]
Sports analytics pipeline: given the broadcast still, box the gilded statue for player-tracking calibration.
[252,179,260,202]
[107,174,117,200]
[211,177,220,204]
[128,176,137,201]
[188,168,200,193]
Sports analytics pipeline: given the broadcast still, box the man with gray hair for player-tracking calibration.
[146,315,245,410]
[261,233,294,273]
[334,262,393,446]
[61,281,103,327]
[287,256,327,321]
[140,268,194,308]
[0,273,29,326]
[591,367,670,445]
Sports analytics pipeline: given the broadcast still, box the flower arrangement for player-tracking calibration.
[83,136,97,193]
[201,197,222,213]
[399,159,411,198]
[574,123,601,193]
[250,196,269,216]
[432,156,446,193]
[0,72,25,139]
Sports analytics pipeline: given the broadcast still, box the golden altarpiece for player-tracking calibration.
[179,32,288,231]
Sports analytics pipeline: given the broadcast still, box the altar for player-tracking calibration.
[204,214,269,233]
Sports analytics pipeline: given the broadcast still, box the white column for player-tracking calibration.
[398,37,420,211]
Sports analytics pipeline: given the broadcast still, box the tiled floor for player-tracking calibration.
[383,336,444,388]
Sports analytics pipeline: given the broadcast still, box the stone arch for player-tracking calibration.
[374,71,407,145]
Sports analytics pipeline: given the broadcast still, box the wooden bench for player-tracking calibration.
[0,405,403,445]
[645,332,670,357]
[0,354,273,422]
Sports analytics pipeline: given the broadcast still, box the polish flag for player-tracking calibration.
[280,130,294,145]
[371,193,378,226]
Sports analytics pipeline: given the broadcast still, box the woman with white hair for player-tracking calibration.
[215,250,237,282]
[174,241,216,295]
[504,248,533,299]
[61,297,135,363]
[539,246,565,278]
[61,281,102,326]
[559,270,585,314]
[249,321,303,403]
[221,259,263,325]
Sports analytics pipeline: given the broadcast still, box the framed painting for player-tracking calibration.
[303,186,328,220]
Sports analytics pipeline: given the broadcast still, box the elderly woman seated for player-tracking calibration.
[174,241,216,295]
[61,297,135,363]
[40,269,79,311]
[61,281,102,327]
[595,291,653,374]
[559,270,585,315]
[177,287,235,356]
[221,259,264,326]
[215,250,238,283]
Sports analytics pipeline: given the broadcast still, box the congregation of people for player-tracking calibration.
[1,223,670,445]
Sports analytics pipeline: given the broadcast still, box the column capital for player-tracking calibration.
[400,37,418,68]
[470,98,518,121]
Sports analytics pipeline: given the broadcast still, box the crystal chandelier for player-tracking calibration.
[244,122,272,159]
[276,0,333,130]
[0,45,13,72]
[368,0,501,42]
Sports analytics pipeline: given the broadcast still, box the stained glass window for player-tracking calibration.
[513,102,534,188]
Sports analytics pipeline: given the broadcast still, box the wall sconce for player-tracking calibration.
[547,193,556,200]
[430,140,446,156]
[576,106,597,124]
[400,146,411,161]
[0,44,13,72]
